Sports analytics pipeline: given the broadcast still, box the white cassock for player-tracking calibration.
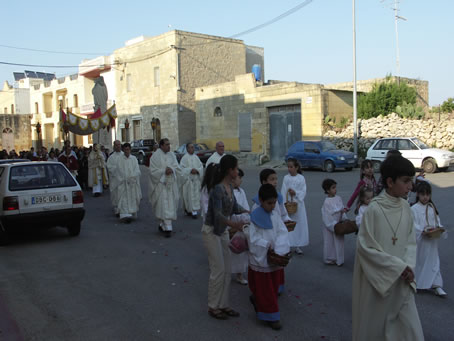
[281,174,309,248]
[411,202,447,290]
[355,204,368,229]
[180,153,203,214]
[117,154,142,219]
[321,195,347,265]
[107,151,124,214]
[205,152,224,167]
[148,148,181,231]
[230,187,250,274]
[352,191,424,341]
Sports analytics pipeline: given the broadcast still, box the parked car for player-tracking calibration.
[0,159,29,165]
[130,139,156,164]
[285,140,357,172]
[174,143,215,164]
[0,161,85,245]
[366,137,454,173]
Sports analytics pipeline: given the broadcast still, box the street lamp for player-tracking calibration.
[36,122,42,149]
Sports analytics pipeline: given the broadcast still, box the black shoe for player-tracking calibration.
[192,214,197,220]
[115,213,120,218]
[164,231,171,238]
[94,192,101,197]
[267,321,282,330]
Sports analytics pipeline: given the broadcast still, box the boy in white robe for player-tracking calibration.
[411,181,447,296]
[116,143,142,223]
[248,184,290,330]
[107,140,124,216]
[230,169,250,285]
[180,143,203,219]
[352,155,424,341]
[148,138,181,237]
[321,179,347,266]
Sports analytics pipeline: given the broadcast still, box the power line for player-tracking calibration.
[0,44,107,56]
[230,0,314,38]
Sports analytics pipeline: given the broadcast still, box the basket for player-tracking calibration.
[284,190,298,215]
[424,227,445,239]
[267,249,292,267]
[284,220,296,232]
[334,220,358,236]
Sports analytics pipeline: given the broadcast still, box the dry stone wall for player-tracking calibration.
[324,113,454,153]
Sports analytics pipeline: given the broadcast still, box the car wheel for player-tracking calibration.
[346,167,353,171]
[138,154,144,165]
[67,222,81,237]
[422,158,437,174]
[324,160,335,173]
[372,161,381,173]
[0,222,10,246]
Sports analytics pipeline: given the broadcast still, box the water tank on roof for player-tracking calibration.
[252,64,261,81]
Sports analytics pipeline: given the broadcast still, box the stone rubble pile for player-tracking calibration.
[323,113,454,152]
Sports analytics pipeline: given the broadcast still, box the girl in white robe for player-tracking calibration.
[230,169,250,284]
[411,181,447,296]
[354,186,374,229]
[280,158,309,254]
[321,179,347,266]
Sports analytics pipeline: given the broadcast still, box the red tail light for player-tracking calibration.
[72,191,84,204]
[3,196,19,211]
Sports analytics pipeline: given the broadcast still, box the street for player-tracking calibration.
[0,165,453,341]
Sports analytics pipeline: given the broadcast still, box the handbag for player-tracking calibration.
[229,229,249,254]
[284,190,298,215]
[423,202,445,239]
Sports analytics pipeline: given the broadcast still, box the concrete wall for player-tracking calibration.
[0,114,32,151]
[322,89,354,122]
[196,74,325,155]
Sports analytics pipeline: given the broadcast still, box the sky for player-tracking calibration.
[1,0,452,106]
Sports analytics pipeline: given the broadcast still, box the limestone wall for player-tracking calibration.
[323,113,454,152]
[0,114,32,151]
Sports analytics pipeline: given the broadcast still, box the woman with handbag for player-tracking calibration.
[280,158,309,254]
[202,155,248,320]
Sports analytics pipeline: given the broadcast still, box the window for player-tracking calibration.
[304,142,320,153]
[4,107,7,114]
[35,102,39,114]
[133,120,141,140]
[73,94,78,108]
[398,139,418,151]
[126,74,132,92]
[154,67,160,87]
[214,107,223,117]
[11,104,14,114]
[374,139,395,150]
[121,128,126,142]
[9,164,76,191]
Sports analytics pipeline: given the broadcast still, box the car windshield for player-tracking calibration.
[411,138,429,150]
[320,141,337,152]
[9,164,77,191]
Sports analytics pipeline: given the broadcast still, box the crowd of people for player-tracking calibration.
[2,139,446,338]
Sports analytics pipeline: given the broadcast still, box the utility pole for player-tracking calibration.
[393,0,407,76]
[352,0,358,157]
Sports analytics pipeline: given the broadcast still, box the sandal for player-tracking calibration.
[221,307,240,317]
[208,309,228,320]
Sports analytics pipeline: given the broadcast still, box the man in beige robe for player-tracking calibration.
[205,141,225,166]
[352,155,424,341]
[88,143,109,197]
[116,143,142,223]
[107,140,123,216]
[148,138,181,237]
[180,143,203,219]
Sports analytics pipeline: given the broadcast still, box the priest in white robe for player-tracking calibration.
[88,143,108,197]
[352,173,424,340]
[180,143,203,219]
[116,143,142,223]
[205,141,225,166]
[107,140,124,216]
[148,138,181,237]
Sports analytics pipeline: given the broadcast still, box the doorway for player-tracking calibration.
[269,105,302,161]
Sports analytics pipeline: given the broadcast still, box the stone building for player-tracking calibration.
[112,30,264,147]
[0,114,32,152]
[195,74,429,161]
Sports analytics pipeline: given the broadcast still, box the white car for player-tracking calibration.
[366,137,454,173]
[0,161,85,245]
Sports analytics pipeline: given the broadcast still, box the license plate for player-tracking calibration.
[348,160,355,164]
[32,195,61,205]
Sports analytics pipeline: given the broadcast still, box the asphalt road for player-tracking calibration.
[0,165,453,341]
